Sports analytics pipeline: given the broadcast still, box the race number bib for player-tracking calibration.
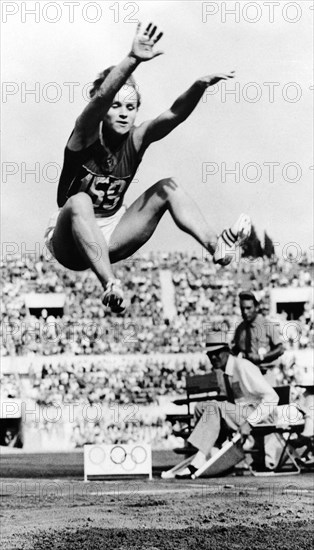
[80,169,128,211]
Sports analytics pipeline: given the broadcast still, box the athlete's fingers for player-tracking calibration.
[211,72,234,78]
[153,31,163,44]
[149,25,157,39]
[152,50,164,58]
[145,22,152,35]
[215,73,234,80]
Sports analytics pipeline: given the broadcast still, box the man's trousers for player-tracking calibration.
[188,400,256,457]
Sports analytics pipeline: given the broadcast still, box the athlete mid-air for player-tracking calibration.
[45,22,251,313]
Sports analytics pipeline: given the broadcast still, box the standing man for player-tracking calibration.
[174,332,279,478]
[232,290,284,385]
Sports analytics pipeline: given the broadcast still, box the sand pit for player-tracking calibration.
[1,473,313,550]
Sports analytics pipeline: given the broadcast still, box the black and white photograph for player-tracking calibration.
[1,1,313,548]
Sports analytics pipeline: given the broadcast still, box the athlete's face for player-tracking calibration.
[103,85,138,135]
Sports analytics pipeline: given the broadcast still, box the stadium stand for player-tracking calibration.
[1,251,313,449]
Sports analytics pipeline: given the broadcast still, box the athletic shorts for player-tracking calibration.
[44,205,127,258]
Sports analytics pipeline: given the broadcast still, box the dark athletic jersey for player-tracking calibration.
[59,127,142,217]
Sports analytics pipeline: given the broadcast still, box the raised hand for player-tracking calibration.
[130,22,164,62]
[198,71,235,87]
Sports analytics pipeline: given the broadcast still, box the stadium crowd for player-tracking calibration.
[1,251,313,357]
[0,374,20,400]
[1,250,313,448]
[29,355,206,407]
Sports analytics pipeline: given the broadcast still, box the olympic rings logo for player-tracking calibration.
[88,445,148,472]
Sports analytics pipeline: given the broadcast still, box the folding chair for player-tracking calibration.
[247,386,305,476]
[248,423,304,476]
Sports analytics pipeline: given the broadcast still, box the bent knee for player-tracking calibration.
[66,192,94,217]
[194,400,218,417]
[154,177,181,199]
[155,177,177,189]
[201,400,221,418]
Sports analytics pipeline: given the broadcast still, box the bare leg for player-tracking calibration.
[52,193,115,289]
[50,181,249,312]
[109,178,217,263]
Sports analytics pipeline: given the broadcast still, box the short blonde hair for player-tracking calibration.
[89,66,141,107]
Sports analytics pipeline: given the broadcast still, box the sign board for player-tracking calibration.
[24,293,66,308]
[270,287,313,317]
[84,443,152,481]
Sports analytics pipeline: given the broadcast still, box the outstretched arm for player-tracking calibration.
[136,72,235,150]
[68,22,163,151]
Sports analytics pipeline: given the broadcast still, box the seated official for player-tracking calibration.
[177,331,279,478]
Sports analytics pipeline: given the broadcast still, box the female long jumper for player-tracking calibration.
[45,23,251,313]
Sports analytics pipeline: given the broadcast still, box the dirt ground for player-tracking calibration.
[1,470,313,550]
